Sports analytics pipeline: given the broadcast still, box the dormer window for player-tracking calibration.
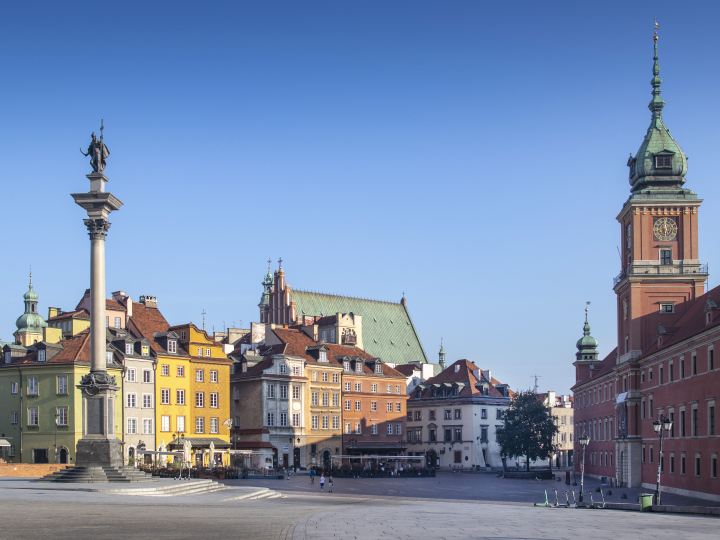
[126,344,133,355]
[319,351,327,362]
[656,154,672,168]
[280,364,287,374]
[180,331,186,340]
[343,361,350,371]
[106,351,113,363]
[168,340,176,354]
[375,363,382,374]
[355,362,363,373]
[5,352,11,364]
[454,365,460,373]
[707,312,712,325]
[142,345,150,356]
[38,350,46,362]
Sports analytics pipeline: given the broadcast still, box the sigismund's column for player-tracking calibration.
[71,124,124,468]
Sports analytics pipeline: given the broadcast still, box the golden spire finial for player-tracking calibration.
[654,17,659,41]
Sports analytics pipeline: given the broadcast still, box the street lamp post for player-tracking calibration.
[54,413,59,464]
[579,433,590,503]
[653,414,673,505]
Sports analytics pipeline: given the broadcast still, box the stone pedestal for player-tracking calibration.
[75,373,123,467]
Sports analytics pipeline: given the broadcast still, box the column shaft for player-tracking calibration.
[90,234,106,373]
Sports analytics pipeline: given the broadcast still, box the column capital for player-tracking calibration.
[84,218,111,240]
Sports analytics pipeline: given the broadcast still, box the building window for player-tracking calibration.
[696,455,701,476]
[710,349,715,371]
[280,364,287,375]
[267,413,275,426]
[333,393,339,407]
[354,382,361,392]
[142,345,150,356]
[209,370,218,383]
[396,385,401,394]
[322,393,329,407]
[444,410,451,420]
[332,373,339,383]
[397,402,403,413]
[693,407,699,436]
[162,364,169,376]
[710,405,716,436]
[177,365,185,377]
[196,417,205,433]
[280,385,288,399]
[415,411,422,421]
[660,303,674,313]
[371,384,377,393]
[345,400,350,411]
[322,372,328,382]
[692,353,697,375]
[105,316,109,328]
[387,424,394,435]
[210,393,218,408]
[114,317,121,328]
[371,423,378,435]
[293,413,300,427]
[712,454,718,479]
[11,382,18,394]
[57,375,68,395]
[407,411,412,420]
[126,393,137,408]
[177,389,185,405]
[142,394,153,408]
[312,372,318,381]
[143,418,153,434]
[161,416,170,431]
[444,429,452,442]
[356,362,363,373]
[481,409,488,419]
[167,340,176,353]
[38,349,46,362]
[345,423,351,434]
[126,344,134,355]
[670,454,675,474]
[127,418,137,434]
[195,392,204,407]
[11,411,18,424]
[205,349,210,357]
[332,415,339,430]
[387,402,393,412]
[454,428,462,441]
[386,384,392,393]
[496,409,503,420]
[343,361,350,372]
[210,417,219,433]
[180,331,186,340]
[319,351,327,362]
[177,416,185,432]
[396,423,402,435]
[57,407,68,426]
[312,415,319,429]
[127,368,136,382]
[196,370,204,382]
[355,423,361,434]
[454,409,462,419]
[375,364,382,374]
[371,401,377,411]
[655,154,672,168]
[355,401,361,411]
[660,249,672,266]
[197,347,202,356]
[293,385,300,400]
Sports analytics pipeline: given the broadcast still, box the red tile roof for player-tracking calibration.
[106,299,126,311]
[47,309,90,321]
[415,359,508,399]
[394,364,418,376]
[127,302,171,353]
[8,330,92,366]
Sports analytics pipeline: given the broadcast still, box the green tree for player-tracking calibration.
[496,390,558,471]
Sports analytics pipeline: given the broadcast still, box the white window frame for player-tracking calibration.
[28,377,38,395]
[127,418,137,434]
[205,348,211,357]
[127,393,137,408]
[195,392,204,407]
[196,369,204,382]
[127,368,136,382]
[210,370,218,383]
[168,340,176,354]
[210,417,219,434]
[143,418,153,435]
[143,369,152,383]
[11,382,18,394]
[142,393,153,408]
[195,417,205,434]
[57,375,68,395]
[28,407,39,426]
[210,393,218,408]
[344,382,351,391]
[177,416,185,433]
[161,415,170,432]
[162,364,169,376]
[11,411,19,424]
[126,344,134,355]
[114,317,122,329]
[177,389,185,405]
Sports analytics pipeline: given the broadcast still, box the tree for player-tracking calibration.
[495,390,558,471]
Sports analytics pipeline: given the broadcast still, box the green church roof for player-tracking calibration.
[292,290,429,366]
[628,31,689,195]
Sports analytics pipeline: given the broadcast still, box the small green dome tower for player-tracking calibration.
[576,306,599,362]
[14,271,47,346]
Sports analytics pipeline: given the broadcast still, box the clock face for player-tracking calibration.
[654,217,678,241]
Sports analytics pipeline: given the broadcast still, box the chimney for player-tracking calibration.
[48,307,62,319]
[485,369,492,383]
[139,295,157,308]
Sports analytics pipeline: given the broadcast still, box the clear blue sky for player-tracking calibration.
[1,1,719,395]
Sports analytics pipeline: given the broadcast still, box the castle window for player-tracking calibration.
[656,155,672,168]
[660,303,674,313]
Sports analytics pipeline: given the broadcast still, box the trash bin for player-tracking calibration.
[638,493,654,511]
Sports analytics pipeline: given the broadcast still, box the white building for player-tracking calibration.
[406,359,511,469]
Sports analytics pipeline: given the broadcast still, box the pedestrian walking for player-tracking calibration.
[320,473,325,492]
[328,476,333,493]
[310,470,315,484]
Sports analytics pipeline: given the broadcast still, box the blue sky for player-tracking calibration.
[1,2,719,395]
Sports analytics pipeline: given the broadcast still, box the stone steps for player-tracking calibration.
[36,465,157,483]
[106,479,230,497]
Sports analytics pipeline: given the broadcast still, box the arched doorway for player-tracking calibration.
[322,450,331,469]
[58,447,69,464]
[426,450,437,468]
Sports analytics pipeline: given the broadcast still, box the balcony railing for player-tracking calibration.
[613,263,708,287]
[342,333,357,345]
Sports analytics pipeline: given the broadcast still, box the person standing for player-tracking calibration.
[328,476,333,493]
[320,473,325,492]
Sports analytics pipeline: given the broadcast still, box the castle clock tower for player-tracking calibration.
[614,30,708,363]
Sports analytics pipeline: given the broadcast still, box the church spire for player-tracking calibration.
[627,21,689,194]
[575,303,599,362]
[438,338,446,369]
[649,19,665,116]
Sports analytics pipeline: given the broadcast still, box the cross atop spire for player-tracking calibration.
[267,258,272,269]
[649,18,665,116]
[278,257,283,268]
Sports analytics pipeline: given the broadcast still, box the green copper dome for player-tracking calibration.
[628,34,688,193]
[259,264,273,306]
[15,274,46,333]
[576,308,599,362]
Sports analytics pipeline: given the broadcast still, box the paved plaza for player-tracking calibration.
[0,472,718,540]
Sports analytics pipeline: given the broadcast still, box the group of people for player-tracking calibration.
[310,471,333,492]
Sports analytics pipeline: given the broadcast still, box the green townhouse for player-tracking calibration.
[0,330,123,464]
